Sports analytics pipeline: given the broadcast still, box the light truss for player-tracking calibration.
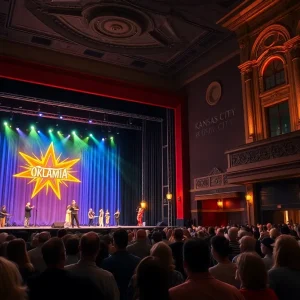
[0,106,141,130]
[0,92,163,122]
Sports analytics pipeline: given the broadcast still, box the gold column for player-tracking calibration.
[244,69,255,142]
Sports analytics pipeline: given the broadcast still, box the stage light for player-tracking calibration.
[89,120,93,123]
[102,138,105,141]
[89,133,93,137]
[49,129,53,133]
[72,131,76,135]
[4,122,8,126]
[110,136,113,140]
[37,130,41,133]
[57,131,61,134]
[30,125,35,130]
[38,113,43,117]
[59,115,63,119]
[117,131,119,135]
[16,127,19,130]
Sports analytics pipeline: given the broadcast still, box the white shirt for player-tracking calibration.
[209,262,240,288]
[65,259,119,300]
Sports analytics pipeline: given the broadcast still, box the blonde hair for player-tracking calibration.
[150,241,175,271]
[269,228,280,240]
[0,257,27,300]
[273,235,300,270]
[237,252,267,290]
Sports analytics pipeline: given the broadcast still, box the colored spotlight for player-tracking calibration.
[4,121,8,126]
[89,120,93,123]
[59,115,63,119]
[102,138,105,141]
[38,113,43,117]
[110,136,113,140]
[72,131,76,135]
[89,133,93,137]
[57,131,61,134]
[38,130,41,133]
[49,129,53,133]
[16,127,19,130]
[30,125,35,130]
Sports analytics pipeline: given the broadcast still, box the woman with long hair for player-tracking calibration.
[268,235,300,300]
[236,253,278,300]
[6,238,35,283]
[135,256,169,300]
[65,205,71,227]
[150,241,184,287]
[0,257,27,300]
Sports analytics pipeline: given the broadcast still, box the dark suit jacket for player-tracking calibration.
[25,207,32,218]
[27,268,104,300]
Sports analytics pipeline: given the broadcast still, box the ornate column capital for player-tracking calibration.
[239,61,254,78]
[284,36,300,58]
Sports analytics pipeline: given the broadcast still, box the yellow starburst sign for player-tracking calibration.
[14,143,81,199]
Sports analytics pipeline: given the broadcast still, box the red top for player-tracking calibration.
[240,288,278,300]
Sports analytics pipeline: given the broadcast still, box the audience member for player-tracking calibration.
[268,235,300,300]
[28,231,51,272]
[260,237,274,271]
[27,237,103,300]
[236,253,278,300]
[127,229,151,259]
[169,239,244,300]
[66,232,119,300]
[6,238,35,283]
[269,228,280,240]
[169,228,185,276]
[0,257,27,300]
[57,228,68,238]
[102,229,140,300]
[209,236,240,288]
[135,257,169,300]
[64,236,79,266]
[151,231,163,244]
[227,227,240,260]
[232,236,257,263]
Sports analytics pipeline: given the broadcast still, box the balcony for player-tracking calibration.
[225,130,300,184]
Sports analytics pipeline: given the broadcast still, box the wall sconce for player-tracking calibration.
[246,194,252,205]
[166,192,173,201]
[217,199,223,209]
[140,200,147,209]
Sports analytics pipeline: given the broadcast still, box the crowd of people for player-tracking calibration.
[0,223,300,300]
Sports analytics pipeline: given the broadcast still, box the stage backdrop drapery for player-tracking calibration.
[0,128,121,226]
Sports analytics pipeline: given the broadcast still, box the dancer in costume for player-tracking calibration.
[105,210,110,227]
[65,205,71,227]
[99,209,104,227]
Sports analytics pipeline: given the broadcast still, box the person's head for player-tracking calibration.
[152,231,163,244]
[280,225,290,235]
[26,202,30,206]
[150,241,174,271]
[216,228,225,237]
[208,227,215,236]
[72,200,76,205]
[239,236,256,253]
[136,229,147,241]
[100,209,103,212]
[236,253,267,290]
[2,205,6,210]
[65,236,79,256]
[0,232,8,245]
[6,239,32,269]
[89,208,92,212]
[211,236,231,262]
[260,238,274,256]
[228,227,239,242]
[173,228,184,242]
[136,256,169,300]
[38,231,51,246]
[273,235,300,270]
[113,229,128,250]
[0,257,27,300]
[266,223,272,231]
[57,229,67,238]
[269,228,280,240]
[183,239,210,275]
[238,229,252,240]
[80,232,100,259]
[42,237,66,268]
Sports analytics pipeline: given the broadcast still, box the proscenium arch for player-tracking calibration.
[251,24,291,60]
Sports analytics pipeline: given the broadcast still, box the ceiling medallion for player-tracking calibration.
[206,81,222,106]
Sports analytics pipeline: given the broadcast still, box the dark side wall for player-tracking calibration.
[187,55,245,187]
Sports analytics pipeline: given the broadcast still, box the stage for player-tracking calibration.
[0,225,166,236]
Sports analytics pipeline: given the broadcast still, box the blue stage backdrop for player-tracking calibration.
[0,127,121,226]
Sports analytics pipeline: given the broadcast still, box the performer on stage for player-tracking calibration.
[137,207,145,226]
[99,209,104,227]
[105,210,110,227]
[0,205,9,227]
[114,210,120,226]
[65,205,71,227]
[24,202,34,227]
[70,200,80,228]
[88,208,95,227]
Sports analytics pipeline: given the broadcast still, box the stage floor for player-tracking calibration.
[0,225,165,234]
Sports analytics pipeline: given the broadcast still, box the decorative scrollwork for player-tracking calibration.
[230,136,300,167]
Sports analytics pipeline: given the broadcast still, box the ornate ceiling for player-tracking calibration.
[0,0,242,86]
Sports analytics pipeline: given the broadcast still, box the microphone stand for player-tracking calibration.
[35,208,38,227]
